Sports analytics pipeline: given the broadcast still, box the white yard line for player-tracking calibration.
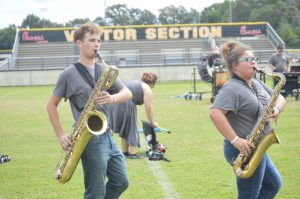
[0,89,29,99]
[141,138,181,199]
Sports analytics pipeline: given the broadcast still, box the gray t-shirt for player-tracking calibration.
[53,63,124,126]
[212,77,273,139]
[268,53,289,72]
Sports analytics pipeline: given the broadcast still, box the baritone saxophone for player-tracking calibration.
[232,70,286,179]
[54,51,119,183]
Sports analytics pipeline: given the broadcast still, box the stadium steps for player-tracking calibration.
[14,37,274,70]
[16,42,75,70]
[100,39,205,66]
[213,37,275,63]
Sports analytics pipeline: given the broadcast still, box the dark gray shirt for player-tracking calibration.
[268,53,289,72]
[212,77,273,139]
[53,63,124,125]
[125,80,144,105]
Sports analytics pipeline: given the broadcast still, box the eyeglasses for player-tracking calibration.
[238,57,259,63]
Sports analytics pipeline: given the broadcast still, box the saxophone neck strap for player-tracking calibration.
[71,63,100,113]
[232,75,260,117]
[74,62,100,89]
[232,75,259,97]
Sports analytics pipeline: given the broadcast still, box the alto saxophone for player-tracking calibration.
[232,70,286,179]
[54,51,119,183]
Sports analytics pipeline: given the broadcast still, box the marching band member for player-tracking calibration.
[47,23,131,199]
[110,72,158,159]
[210,40,286,199]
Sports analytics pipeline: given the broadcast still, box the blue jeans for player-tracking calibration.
[81,131,129,199]
[224,140,282,199]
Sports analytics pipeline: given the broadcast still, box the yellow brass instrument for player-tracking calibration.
[232,70,286,179]
[54,52,119,183]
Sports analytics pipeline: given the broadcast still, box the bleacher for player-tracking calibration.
[7,22,282,71]
[13,36,275,71]
[15,42,75,70]
[216,37,275,63]
[100,39,206,66]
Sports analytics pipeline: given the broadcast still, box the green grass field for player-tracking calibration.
[0,80,299,199]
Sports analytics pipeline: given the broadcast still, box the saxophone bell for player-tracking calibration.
[86,110,108,135]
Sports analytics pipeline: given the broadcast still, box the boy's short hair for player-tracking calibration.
[277,44,284,50]
[73,23,102,42]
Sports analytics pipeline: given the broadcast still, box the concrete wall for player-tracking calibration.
[0,64,271,87]
[0,65,200,86]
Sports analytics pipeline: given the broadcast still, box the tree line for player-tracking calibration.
[1,0,300,50]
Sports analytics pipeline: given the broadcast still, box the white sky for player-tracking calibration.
[0,0,224,29]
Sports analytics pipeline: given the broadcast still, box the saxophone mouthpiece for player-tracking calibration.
[94,50,102,61]
[254,67,265,74]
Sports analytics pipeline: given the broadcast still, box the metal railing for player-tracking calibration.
[0,49,281,71]
[266,23,285,48]
[0,29,20,70]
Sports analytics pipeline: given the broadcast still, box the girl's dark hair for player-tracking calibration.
[221,40,252,74]
[141,72,157,85]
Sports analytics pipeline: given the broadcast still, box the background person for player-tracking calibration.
[110,72,158,159]
[268,44,291,87]
[209,40,286,198]
[47,23,132,199]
